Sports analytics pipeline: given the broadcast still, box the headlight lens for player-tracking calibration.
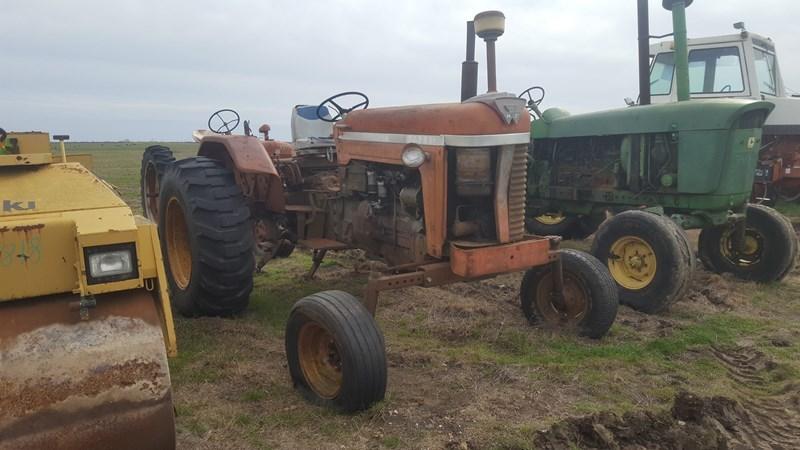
[84,243,138,284]
[401,146,427,168]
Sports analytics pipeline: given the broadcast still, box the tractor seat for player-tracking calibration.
[291,105,336,155]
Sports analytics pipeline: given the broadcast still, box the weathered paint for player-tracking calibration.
[0,290,175,450]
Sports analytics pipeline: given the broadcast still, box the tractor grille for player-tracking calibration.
[508,144,528,241]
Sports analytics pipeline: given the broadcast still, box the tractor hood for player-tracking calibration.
[1,163,128,217]
[533,98,774,139]
[337,95,530,138]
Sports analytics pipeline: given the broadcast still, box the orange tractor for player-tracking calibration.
[141,11,618,411]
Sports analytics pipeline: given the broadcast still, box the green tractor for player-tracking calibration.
[522,0,798,313]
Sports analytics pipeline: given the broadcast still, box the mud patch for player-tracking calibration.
[536,345,800,449]
[684,270,749,311]
[535,390,799,450]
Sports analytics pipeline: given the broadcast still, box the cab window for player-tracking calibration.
[687,46,744,94]
[650,52,675,96]
[754,48,777,96]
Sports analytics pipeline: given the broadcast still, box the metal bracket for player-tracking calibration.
[69,296,97,321]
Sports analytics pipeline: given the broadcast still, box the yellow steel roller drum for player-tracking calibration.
[0,132,177,449]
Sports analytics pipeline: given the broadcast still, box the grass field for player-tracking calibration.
[66,142,800,449]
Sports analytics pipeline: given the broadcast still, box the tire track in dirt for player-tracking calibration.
[533,346,800,449]
[708,345,800,449]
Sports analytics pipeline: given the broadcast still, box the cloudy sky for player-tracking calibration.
[3,0,798,141]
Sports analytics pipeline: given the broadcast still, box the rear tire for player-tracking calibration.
[591,210,692,314]
[158,157,254,316]
[285,290,387,412]
[140,145,175,222]
[520,249,618,339]
[698,204,797,282]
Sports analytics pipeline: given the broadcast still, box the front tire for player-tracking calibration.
[591,210,693,314]
[158,157,254,316]
[698,204,797,282]
[520,249,618,339]
[285,291,387,412]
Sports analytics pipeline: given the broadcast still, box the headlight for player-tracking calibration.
[84,243,138,284]
[401,146,427,168]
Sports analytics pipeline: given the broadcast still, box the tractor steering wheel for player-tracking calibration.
[316,92,369,123]
[720,84,733,93]
[519,86,546,118]
[208,109,241,134]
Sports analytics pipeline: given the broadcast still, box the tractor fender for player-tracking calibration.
[198,135,279,175]
[197,135,285,212]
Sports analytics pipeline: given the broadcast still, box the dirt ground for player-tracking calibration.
[170,230,800,450]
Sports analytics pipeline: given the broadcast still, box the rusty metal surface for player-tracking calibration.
[449,236,557,277]
[0,289,175,450]
[262,140,295,159]
[198,135,279,176]
[508,144,528,241]
[338,102,530,136]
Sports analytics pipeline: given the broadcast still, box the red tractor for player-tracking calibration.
[141,10,618,411]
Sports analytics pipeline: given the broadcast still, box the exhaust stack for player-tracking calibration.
[637,0,651,105]
[474,10,505,93]
[663,0,693,101]
[460,21,478,101]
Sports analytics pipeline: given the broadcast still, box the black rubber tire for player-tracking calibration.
[526,213,577,238]
[140,145,175,222]
[571,214,605,240]
[591,210,693,314]
[158,157,254,316]
[285,290,387,412]
[520,249,618,339]
[698,204,797,283]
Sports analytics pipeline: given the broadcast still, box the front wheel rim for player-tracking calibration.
[165,197,192,289]
[533,271,591,325]
[720,229,764,267]
[298,321,343,399]
[608,236,657,290]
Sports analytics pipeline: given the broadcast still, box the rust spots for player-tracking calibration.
[10,224,44,233]
[0,359,166,418]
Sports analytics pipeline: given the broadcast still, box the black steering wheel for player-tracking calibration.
[316,92,369,123]
[518,86,546,118]
[720,84,733,93]
[208,109,241,134]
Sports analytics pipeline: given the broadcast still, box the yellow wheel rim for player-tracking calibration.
[165,197,192,290]
[535,212,567,225]
[608,236,657,290]
[298,322,342,399]
[720,229,763,267]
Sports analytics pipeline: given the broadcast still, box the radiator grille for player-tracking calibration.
[508,144,528,241]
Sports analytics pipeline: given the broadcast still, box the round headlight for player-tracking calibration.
[401,146,427,168]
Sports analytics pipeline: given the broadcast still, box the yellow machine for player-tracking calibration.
[0,132,177,449]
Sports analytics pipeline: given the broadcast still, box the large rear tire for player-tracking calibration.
[158,157,254,316]
[591,210,692,314]
[698,204,797,282]
[520,249,618,339]
[285,291,387,412]
[140,145,175,222]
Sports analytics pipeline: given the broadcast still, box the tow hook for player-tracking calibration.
[69,296,97,321]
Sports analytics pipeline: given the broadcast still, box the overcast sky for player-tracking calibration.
[3,0,798,141]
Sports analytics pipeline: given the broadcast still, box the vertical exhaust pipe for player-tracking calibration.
[461,21,478,101]
[474,11,505,93]
[663,0,693,101]
[637,0,651,105]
